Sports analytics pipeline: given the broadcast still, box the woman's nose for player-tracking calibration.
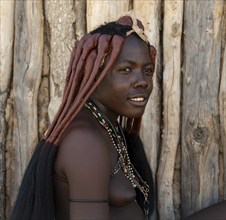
[133,72,148,88]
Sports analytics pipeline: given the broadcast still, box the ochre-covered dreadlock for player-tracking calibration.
[10,13,156,220]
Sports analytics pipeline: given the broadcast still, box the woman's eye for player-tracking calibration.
[119,67,131,73]
[144,68,154,75]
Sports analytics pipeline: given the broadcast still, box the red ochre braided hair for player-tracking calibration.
[10,13,156,220]
[46,13,156,145]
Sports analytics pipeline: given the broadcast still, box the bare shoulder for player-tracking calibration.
[54,112,111,178]
[54,110,111,204]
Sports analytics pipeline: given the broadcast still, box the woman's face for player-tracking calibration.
[92,34,155,122]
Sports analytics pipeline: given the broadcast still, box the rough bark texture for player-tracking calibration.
[181,0,224,217]
[157,1,183,220]
[219,1,226,199]
[86,0,131,32]
[1,1,226,219]
[0,1,15,219]
[5,1,44,216]
[44,0,78,122]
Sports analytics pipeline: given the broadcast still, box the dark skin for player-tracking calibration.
[54,35,154,220]
[182,201,226,220]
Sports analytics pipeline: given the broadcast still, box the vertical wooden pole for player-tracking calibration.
[157,1,183,220]
[87,0,130,32]
[181,0,224,217]
[6,0,44,216]
[44,0,86,121]
[219,23,226,199]
[0,1,15,219]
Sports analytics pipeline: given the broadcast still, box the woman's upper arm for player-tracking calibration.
[56,128,111,220]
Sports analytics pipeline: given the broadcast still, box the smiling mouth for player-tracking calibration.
[129,97,145,102]
[128,96,148,107]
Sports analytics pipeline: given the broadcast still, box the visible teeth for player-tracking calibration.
[130,97,144,102]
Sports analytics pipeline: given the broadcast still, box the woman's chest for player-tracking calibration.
[108,170,145,220]
[109,169,136,207]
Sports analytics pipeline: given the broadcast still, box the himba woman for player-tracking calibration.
[10,12,156,220]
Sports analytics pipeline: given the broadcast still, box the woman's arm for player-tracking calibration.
[55,127,111,220]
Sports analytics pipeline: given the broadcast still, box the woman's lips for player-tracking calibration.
[130,97,145,102]
[128,96,148,106]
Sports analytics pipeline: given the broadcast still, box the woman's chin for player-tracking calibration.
[124,109,145,119]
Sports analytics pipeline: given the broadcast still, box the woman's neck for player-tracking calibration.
[89,97,119,127]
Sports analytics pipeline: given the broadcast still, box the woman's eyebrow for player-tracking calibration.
[116,59,153,66]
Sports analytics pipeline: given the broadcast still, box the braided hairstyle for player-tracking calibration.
[10,14,156,220]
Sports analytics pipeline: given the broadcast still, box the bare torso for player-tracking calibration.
[53,107,145,220]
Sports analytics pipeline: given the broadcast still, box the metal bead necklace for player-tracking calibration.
[85,99,150,217]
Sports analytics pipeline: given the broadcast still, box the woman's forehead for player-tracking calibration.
[114,35,151,63]
[121,35,149,50]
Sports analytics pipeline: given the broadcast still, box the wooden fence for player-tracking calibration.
[1,0,225,219]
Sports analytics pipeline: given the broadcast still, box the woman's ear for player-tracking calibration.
[149,45,157,67]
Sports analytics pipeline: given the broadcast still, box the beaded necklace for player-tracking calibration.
[85,99,150,218]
